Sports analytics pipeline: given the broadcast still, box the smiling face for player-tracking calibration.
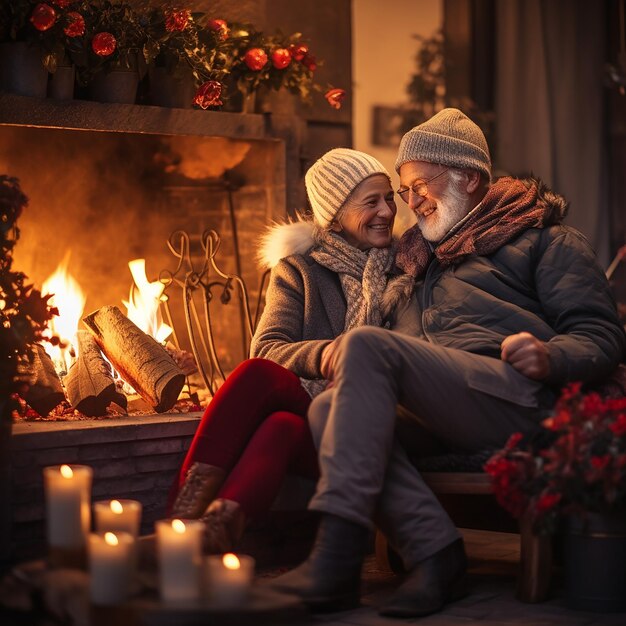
[331,174,396,250]
[399,161,473,242]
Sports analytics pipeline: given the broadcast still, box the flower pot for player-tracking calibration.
[148,67,195,109]
[564,512,626,612]
[255,87,298,115]
[90,56,139,105]
[221,90,256,114]
[0,42,48,98]
[48,63,75,100]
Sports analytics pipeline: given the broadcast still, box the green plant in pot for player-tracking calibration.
[0,1,88,96]
[74,0,147,103]
[486,382,626,611]
[143,5,227,109]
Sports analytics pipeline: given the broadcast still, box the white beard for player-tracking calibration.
[419,180,470,243]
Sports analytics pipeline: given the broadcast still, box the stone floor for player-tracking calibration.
[308,529,626,626]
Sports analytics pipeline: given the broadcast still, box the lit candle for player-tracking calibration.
[88,531,134,605]
[93,499,142,537]
[156,518,203,602]
[43,464,92,550]
[205,553,255,607]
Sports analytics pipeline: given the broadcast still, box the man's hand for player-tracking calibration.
[320,336,344,381]
[501,331,550,380]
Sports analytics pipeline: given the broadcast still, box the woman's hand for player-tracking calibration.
[501,331,551,380]
[320,336,344,380]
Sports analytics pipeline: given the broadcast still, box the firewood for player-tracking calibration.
[24,345,65,416]
[64,330,127,417]
[82,306,185,413]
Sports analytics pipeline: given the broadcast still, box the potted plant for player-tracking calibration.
[143,5,227,109]
[0,0,87,98]
[75,0,147,104]
[485,383,626,611]
[0,175,59,568]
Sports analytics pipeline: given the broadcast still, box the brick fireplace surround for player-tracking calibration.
[1,91,307,564]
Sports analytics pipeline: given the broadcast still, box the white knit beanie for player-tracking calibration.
[395,108,491,179]
[305,148,391,228]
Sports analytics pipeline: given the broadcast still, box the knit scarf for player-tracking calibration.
[311,230,396,331]
[395,177,566,278]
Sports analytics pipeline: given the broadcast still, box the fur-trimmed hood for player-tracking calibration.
[257,219,317,269]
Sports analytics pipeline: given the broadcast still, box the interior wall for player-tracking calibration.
[352,0,443,233]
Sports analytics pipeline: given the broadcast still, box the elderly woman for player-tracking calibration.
[168,148,412,552]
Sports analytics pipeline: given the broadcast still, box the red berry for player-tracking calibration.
[193,80,223,109]
[288,43,308,62]
[271,48,292,70]
[302,53,317,72]
[30,3,56,32]
[92,32,117,57]
[63,12,85,38]
[244,48,268,71]
[207,18,229,39]
[165,9,191,32]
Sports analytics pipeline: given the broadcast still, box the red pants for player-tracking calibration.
[170,358,319,519]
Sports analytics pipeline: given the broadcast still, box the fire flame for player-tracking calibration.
[123,259,172,345]
[42,251,86,372]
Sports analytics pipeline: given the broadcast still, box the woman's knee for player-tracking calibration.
[308,389,334,448]
[228,357,295,388]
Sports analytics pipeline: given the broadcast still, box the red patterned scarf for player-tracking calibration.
[395,177,568,278]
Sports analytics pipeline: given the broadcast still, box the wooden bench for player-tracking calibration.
[375,470,553,603]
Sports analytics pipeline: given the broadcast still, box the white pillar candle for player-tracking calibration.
[43,464,92,549]
[93,500,142,537]
[156,519,203,603]
[205,553,255,607]
[88,531,134,605]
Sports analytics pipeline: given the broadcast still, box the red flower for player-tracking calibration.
[30,4,56,32]
[609,413,626,436]
[505,432,524,450]
[92,32,116,57]
[289,43,308,61]
[244,48,268,71]
[193,80,223,109]
[535,492,561,515]
[51,0,71,7]
[207,18,229,40]
[325,88,346,110]
[590,455,611,470]
[63,12,85,38]
[301,53,317,71]
[271,48,291,70]
[165,9,191,33]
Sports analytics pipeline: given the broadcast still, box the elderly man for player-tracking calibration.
[270,109,626,617]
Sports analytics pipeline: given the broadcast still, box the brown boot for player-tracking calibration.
[170,462,226,519]
[200,498,247,554]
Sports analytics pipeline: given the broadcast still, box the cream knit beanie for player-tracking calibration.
[395,108,491,179]
[305,148,391,228]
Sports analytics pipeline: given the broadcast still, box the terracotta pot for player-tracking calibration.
[0,41,48,98]
[564,512,626,612]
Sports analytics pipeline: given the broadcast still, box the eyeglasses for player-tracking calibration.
[396,168,448,203]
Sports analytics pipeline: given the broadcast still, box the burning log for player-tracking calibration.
[82,306,185,413]
[64,330,127,417]
[25,345,65,417]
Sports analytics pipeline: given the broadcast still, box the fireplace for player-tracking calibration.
[1,92,305,561]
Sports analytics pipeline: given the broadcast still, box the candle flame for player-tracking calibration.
[172,519,186,534]
[110,500,123,514]
[60,464,73,479]
[223,553,240,570]
[104,532,119,546]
